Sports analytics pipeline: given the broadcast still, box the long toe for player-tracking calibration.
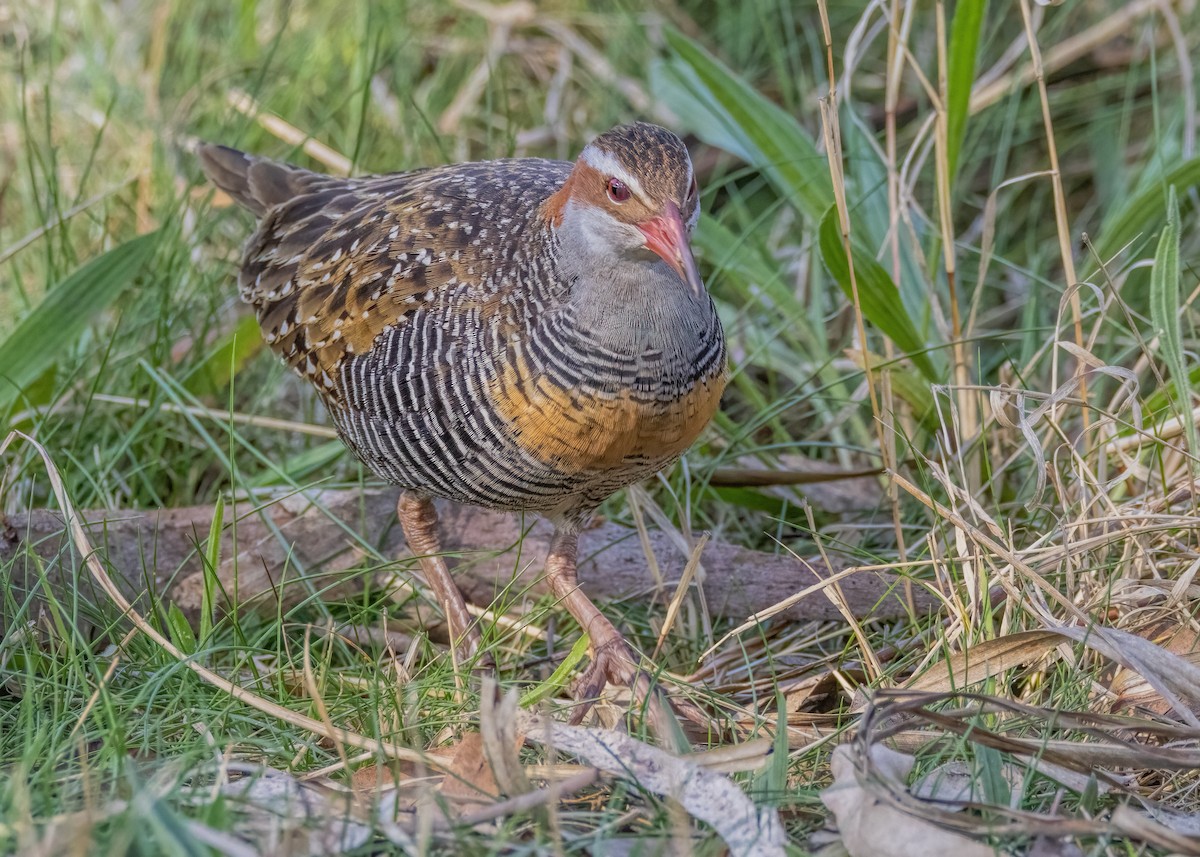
[570,638,711,731]
[472,648,497,679]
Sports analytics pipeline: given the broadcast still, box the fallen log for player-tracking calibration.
[1,487,933,636]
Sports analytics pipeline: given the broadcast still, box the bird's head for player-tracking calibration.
[545,123,703,295]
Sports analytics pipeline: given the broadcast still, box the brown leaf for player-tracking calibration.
[906,630,1062,694]
[1108,621,1200,717]
[438,732,502,804]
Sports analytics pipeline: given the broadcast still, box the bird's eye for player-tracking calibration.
[606,178,631,203]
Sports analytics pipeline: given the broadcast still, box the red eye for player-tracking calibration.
[606,178,631,203]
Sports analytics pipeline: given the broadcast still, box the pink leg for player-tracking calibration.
[543,528,706,728]
[397,492,487,667]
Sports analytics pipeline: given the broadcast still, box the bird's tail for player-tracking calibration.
[197,144,331,217]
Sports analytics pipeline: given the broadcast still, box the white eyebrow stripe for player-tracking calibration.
[580,145,646,199]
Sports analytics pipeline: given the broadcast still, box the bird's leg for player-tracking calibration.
[543,529,642,707]
[544,528,709,732]
[397,492,489,669]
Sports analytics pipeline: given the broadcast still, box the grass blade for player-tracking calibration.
[0,230,160,412]
[520,633,591,707]
[199,494,224,645]
[818,207,941,381]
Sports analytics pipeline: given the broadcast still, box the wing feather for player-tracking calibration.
[206,156,571,395]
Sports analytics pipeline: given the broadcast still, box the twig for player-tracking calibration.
[226,89,352,175]
[454,768,598,827]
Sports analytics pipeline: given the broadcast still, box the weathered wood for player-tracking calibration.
[1,488,931,635]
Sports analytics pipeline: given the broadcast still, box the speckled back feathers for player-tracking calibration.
[201,148,573,393]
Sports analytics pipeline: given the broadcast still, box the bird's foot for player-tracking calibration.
[569,635,708,730]
[544,529,710,733]
[570,635,642,721]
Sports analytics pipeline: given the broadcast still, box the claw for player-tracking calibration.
[568,637,642,723]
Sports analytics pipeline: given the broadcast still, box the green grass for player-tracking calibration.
[4,0,1200,853]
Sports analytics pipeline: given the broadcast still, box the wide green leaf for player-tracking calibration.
[0,231,160,412]
[818,206,940,381]
[655,29,833,222]
[1095,156,1200,264]
[945,0,987,183]
[840,113,931,325]
[1148,187,1195,464]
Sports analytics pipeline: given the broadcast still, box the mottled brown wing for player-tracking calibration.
[223,158,572,396]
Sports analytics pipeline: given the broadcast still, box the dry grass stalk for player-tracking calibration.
[225,89,352,175]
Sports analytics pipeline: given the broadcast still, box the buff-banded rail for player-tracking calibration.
[199,122,727,716]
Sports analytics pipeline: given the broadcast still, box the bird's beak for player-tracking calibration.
[637,201,704,296]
